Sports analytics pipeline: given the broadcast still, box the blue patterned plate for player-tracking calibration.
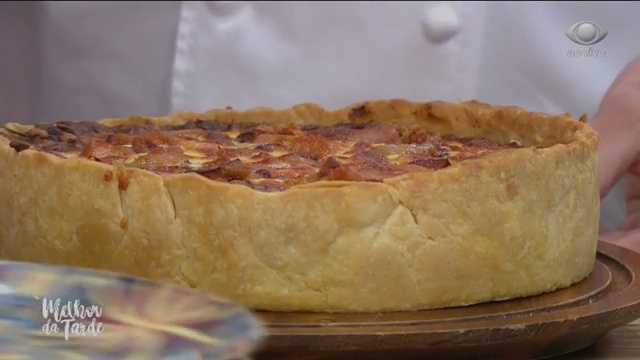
[0,260,264,359]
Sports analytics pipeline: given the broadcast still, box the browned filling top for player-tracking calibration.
[1,119,521,191]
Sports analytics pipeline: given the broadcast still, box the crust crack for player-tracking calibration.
[163,177,178,221]
[106,184,128,267]
[403,202,419,227]
[390,189,431,304]
[375,205,421,303]
[164,182,189,286]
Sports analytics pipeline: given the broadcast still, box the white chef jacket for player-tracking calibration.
[1,1,636,231]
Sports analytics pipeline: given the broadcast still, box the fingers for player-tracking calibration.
[592,58,640,197]
[600,229,640,254]
[599,230,628,243]
[618,174,640,231]
[592,58,640,251]
[594,113,640,197]
[625,173,640,206]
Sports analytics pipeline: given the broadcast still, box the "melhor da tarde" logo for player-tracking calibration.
[40,297,105,340]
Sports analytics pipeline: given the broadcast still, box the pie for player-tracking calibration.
[0,99,600,312]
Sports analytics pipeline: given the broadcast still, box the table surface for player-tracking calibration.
[558,319,640,359]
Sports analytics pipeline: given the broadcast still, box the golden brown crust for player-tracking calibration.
[0,99,600,312]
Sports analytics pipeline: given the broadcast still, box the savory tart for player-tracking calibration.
[0,99,599,312]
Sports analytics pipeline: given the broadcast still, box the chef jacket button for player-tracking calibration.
[422,2,461,44]
[206,1,245,17]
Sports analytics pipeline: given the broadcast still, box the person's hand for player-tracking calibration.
[591,57,640,252]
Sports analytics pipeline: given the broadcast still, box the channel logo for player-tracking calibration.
[565,21,608,46]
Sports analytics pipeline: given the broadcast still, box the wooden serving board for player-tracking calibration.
[253,242,640,360]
